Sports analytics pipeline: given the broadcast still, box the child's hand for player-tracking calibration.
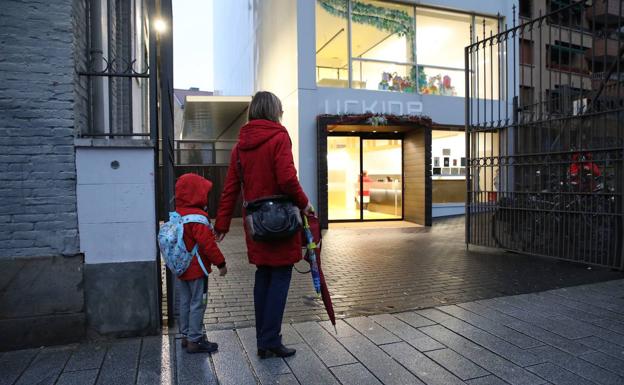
[218,266,228,276]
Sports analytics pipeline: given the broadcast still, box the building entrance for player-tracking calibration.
[317,115,432,229]
[328,135,403,221]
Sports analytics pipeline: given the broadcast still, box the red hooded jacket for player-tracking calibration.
[175,173,226,281]
[215,119,309,266]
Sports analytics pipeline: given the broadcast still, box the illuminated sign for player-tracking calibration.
[323,99,424,115]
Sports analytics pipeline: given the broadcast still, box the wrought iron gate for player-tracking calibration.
[465,0,624,269]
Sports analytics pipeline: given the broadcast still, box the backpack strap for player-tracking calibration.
[190,244,210,276]
[181,214,210,226]
[181,214,212,276]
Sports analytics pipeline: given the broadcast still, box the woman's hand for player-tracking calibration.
[218,265,228,276]
[303,202,315,215]
[215,232,226,242]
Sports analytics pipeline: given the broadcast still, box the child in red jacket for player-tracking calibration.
[175,173,227,354]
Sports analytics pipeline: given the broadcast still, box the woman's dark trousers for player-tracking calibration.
[254,265,293,349]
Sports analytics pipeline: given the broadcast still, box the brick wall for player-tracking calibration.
[73,0,89,138]
[0,0,85,258]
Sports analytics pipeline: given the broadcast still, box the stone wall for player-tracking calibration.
[0,0,88,350]
[0,0,159,351]
[73,0,90,137]
[0,0,81,258]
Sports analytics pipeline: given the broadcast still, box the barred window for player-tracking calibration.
[80,0,150,138]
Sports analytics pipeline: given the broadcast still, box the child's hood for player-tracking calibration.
[175,173,213,209]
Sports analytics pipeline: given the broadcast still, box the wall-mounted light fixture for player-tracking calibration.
[154,18,167,33]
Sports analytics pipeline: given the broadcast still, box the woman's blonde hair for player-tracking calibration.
[248,91,283,122]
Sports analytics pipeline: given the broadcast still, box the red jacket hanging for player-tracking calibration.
[568,152,602,191]
[175,173,226,281]
[215,119,309,266]
[358,174,373,198]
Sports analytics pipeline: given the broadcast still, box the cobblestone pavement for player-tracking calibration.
[206,216,623,330]
[3,279,624,384]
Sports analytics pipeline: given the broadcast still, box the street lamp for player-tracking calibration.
[154,18,167,34]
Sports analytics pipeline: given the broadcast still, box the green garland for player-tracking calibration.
[319,0,414,37]
[320,0,424,92]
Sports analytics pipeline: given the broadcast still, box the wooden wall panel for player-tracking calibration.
[432,179,466,203]
[403,129,432,225]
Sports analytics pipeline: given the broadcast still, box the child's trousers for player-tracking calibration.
[177,277,207,343]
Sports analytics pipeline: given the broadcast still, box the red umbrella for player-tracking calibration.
[302,212,337,333]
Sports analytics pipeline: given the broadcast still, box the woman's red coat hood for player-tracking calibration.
[175,173,213,209]
[238,119,289,150]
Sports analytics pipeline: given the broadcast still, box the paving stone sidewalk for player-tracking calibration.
[3,279,624,385]
[205,216,623,329]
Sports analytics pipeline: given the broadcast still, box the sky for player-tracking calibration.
[173,0,214,91]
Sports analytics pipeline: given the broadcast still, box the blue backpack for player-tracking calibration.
[158,212,212,277]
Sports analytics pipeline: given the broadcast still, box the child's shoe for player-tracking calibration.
[186,339,218,354]
[181,334,210,348]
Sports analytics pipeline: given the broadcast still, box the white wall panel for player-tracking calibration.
[76,147,156,264]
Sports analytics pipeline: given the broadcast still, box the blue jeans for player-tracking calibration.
[254,265,293,349]
[178,277,207,343]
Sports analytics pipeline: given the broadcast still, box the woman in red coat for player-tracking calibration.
[215,91,312,359]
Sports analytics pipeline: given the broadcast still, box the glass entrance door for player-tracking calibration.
[328,136,403,221]
[327,136,361,220]
[362,139,402,220]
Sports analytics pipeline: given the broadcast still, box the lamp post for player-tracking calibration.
[157,3,175,215]
[159,0,176,327]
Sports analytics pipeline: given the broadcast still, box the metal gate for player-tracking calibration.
[465,0,624,269]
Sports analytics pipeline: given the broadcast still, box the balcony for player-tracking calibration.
[586,0,623,25]
[591,72,624,96]
[586,38,622,62]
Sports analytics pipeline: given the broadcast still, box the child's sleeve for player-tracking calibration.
[190,223,226,268]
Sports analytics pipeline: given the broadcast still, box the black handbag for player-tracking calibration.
[237,148,302,242]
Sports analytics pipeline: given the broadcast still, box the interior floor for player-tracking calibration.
[328,208,401,221]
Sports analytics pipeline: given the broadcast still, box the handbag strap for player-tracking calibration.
[236,147,248,206]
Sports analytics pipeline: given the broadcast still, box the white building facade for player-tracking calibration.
[214,0,517,223]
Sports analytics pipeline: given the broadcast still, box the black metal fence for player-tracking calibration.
[465,0,624,269]
[170,139,236,165]
[155,139,239,220]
